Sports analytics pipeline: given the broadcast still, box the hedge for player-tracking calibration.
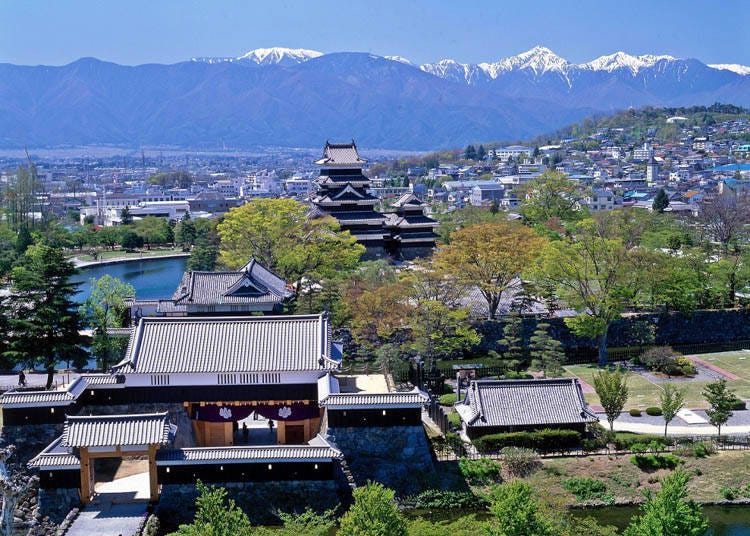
[474,429,581,452]
[629,408,642,417]
[613,433,673,450]
[439,393,458,406]
[645,407,663,416]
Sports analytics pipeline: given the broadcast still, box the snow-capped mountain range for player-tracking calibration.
[1,46,749,150]
[194,45,750,82]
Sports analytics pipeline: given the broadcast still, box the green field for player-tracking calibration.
[565,351,750,410]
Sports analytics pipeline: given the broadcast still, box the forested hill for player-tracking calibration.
[533,104,750,146]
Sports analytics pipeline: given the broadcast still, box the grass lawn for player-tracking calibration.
[525,450,750,505]
[71,247,186,262]
[565,351,750,410]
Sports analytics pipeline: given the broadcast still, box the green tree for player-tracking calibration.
[217,199,364,299]
[271,508,336,536]
[529,322,565,378]
[499,312,524,367]
[78,275,135,370]
[520,171,584,225]
[338,483,407,536]
[464,145,477,160]
[0,224,18,278]
[15,226,32,255]
[96,225,121,251]
[477,144,487,160]
[486,481,552,536]
[409,301,480,361]
[433,221,545,320]
[4,245,88,387]
[120,230,144,251]
[592,368,629,431]
[624,469,708,536]
[659,383,685,437]
[134,216,170,250]
[170,481,253,536]
[120,206,133,226]
[702,378,738,437]
[652,188,670,213]
[534,219,632,366]
[175,216,197,251]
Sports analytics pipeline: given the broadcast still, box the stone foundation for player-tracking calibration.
[326,425,434,494]
[37,487,80,524]
[156,480,340,530]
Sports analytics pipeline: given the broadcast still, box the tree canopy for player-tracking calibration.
[433,221,545,320]
[217,199,364,298]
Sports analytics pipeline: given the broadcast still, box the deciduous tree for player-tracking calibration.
[592,368,629,431]
[520,171,584,226]
[433,222,545,320]
[624,469,708,536]
[79,275,135,370]
[702,378,738,437]
[486,481,552,536]
[217,199,364,298]
[338,483,407,536]
[534,219,632,366]
[659,383,685,437]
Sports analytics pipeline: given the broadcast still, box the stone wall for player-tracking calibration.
[156,480,341,530]
[326,425,433,494]
[476,309,750,356]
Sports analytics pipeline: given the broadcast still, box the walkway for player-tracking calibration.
[606,408,750,436]
[65,502,146,536]
[688,355,742,381]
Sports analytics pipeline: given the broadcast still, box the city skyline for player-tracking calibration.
[1,0,749,67]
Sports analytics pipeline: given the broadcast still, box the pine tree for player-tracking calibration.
[529,322,565,378]
[499,312,525,370]
[5,245,88,388]
[477,144,487,160]
[464,144,477,160]
[652,188,670,213]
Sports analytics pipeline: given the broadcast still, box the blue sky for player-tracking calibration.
[2,0,749,66]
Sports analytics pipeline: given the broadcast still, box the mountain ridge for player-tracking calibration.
[1,47,749,151]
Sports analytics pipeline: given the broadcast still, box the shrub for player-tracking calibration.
[674,356,697,376]
[581,438,602,452]
[613,433,672,450]
[646,406,663,416]
[562,477,612,503]
[675,440,716,458]
[442,382,454,395]
[630,408,642,417]
[474,429,581,453]
[731,398,747,410]
[501,447,540,478]
[721,487,740,500]
[503,371,534,380]
[439,393,457,406]
[415,489,488,509]
[630,443,649,453]
[447,412,461,428]
[631,453,683,471]
[458,457,501,485]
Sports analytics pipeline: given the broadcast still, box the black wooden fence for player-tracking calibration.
[431,433,750,462]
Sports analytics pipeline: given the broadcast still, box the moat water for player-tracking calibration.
[70,256,188,303]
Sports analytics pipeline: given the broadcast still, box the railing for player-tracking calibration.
[431,433,750,462]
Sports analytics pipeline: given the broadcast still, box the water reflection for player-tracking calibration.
[70,256,188,302]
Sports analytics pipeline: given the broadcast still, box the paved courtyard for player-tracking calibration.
[66,502,146,536]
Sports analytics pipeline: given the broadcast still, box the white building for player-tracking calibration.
[492,145,534,161]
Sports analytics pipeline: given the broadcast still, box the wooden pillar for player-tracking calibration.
[79,447,92,505]
[277,421,286,444]
[148,445,159,502]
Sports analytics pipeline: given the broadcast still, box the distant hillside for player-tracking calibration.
[1,46,750,151]
[534,104,750,146]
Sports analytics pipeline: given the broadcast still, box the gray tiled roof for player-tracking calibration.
[172,259,291,306]
[0,389,75,406]
[320,389,428,409]
[0,374,124,408]
[462,378,598,428]
[62,412,172,448]
[28,437,79,470]
[314,142,367,166]
[156,444,343,465]
[113,314,337,374]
